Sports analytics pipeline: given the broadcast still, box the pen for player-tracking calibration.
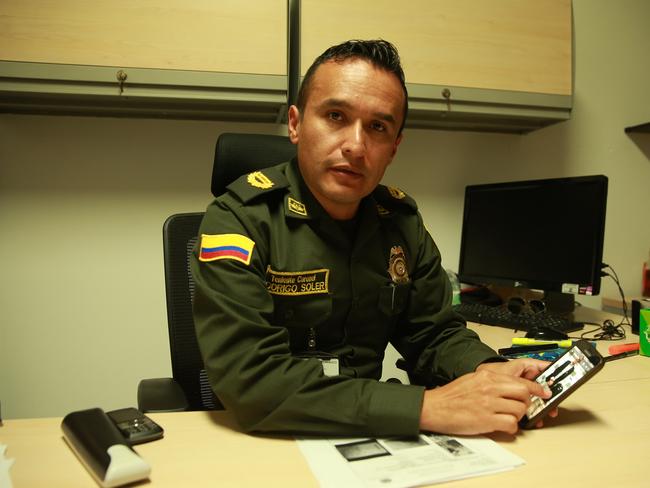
[498,343,557,355]
[511,338,573,347]
[604,350,639,362]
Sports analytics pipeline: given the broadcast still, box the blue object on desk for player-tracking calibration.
[501,347,566,361]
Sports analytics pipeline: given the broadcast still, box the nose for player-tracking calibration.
[341,120,366,159]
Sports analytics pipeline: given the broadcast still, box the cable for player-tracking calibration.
[578,263,629,341]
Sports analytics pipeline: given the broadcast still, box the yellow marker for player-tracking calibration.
[511,338,573,348]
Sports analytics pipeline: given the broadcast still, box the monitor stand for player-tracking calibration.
[543,290,576,316]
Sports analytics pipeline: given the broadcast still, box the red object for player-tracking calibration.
[608,343,640,355]
[644,262,650,297]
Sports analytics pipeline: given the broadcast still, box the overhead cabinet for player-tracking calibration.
[298,0,573,133]
[1,0,573,133]
[0,0,289,122]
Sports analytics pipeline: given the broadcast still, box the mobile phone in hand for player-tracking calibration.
[519,339,604,429]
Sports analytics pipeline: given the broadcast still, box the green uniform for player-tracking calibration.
[191,159,501,437]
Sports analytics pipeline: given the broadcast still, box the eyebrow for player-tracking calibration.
[318,98,397,125]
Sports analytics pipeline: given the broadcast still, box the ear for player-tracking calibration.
[287,105,300,144]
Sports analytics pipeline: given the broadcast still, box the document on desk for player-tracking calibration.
[0,444,14,488]
[297,433,523,487]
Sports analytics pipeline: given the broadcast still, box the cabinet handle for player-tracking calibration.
[116,70,128,95]
[442,88,451,115]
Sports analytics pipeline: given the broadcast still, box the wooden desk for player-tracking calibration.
[2,312,648,487]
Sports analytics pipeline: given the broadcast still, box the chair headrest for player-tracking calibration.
[211,133,297,198]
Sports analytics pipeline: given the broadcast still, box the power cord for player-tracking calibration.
[578,263,629,341]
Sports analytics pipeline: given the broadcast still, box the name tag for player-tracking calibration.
[266,266,330,296]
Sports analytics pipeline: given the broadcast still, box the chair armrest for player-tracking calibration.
[137,378,189,413]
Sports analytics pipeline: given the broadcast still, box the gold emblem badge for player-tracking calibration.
[376,204,390,216]
[387,246,409,284]
[288,197,308,216]
[387,186,406,200]
[247,171,274,189]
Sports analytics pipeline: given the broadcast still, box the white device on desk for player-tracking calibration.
[61,408,153,488]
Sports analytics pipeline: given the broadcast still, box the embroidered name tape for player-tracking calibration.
[199,234,255,265]
[266,267,329,295]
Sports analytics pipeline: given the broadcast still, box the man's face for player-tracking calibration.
[288,59,405,220]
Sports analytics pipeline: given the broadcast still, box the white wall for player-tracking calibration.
[1,0,649,419]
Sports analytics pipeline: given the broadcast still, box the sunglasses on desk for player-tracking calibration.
[506,296,546,314]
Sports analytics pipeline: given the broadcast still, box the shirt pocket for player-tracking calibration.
[378,283,411,316]
[272,294,333,351]
[272,294,333,328]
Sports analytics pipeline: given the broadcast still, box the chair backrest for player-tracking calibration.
[163,212,221,410]
[211,132,296,197]
[163,132,296,411]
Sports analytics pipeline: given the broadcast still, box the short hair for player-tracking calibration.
[296,39,409,135]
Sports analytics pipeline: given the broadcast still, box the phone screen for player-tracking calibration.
[525,342,601,421]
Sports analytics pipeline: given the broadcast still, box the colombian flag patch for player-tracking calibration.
[199,233,255,265]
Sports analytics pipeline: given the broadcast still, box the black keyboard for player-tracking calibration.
[452,302,584,333]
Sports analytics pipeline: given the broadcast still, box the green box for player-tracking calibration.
[640,309,650,357]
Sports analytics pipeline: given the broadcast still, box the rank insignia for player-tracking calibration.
[247,171,274,189]
[288,197,308,216]
[199,233,255,265]
[387,246,409,284]
[376,204,390,216]
[387,186,406,200]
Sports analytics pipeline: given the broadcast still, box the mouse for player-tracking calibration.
[525,326,569,340]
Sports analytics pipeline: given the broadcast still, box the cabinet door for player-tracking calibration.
[0,0,286,75]
[299,0,572,132]
[300,0,570,95]
[0,0,288,122]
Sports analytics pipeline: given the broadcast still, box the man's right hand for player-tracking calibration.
[418,369,551,435]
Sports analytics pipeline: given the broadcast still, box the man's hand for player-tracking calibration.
[476,358,559,427]
[476,357,549,379]
[419,361,552,435]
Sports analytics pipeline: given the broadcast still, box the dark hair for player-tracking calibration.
[296,39,409,135]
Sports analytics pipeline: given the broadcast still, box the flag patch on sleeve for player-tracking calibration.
[199,233,255,265]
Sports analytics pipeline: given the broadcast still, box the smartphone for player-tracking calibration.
[106,407,164,445]
[519,340,604,429]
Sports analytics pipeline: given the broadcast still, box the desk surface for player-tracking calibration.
[2,309,648,488]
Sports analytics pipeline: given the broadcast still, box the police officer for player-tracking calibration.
[191,39,553,437]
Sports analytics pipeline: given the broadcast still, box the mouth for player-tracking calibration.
[329,165,363,180]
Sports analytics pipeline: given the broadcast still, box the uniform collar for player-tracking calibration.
[283,158,383,248]
[283,158,325,221]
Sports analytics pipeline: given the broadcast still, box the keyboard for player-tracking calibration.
[452,302,584,333]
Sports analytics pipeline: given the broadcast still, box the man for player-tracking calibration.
[191,39,552,437]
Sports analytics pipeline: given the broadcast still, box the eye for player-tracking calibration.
[370,121,387,132]
[327,111,343,121]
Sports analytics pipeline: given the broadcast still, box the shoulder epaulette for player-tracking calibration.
[226,166,289,204]
[373,184,418,213]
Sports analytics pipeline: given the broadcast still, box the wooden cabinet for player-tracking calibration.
[1,0,573,132]
[299,0,572,133]
[0,0,288,122]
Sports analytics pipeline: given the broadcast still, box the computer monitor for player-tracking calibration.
[458,175,608,314]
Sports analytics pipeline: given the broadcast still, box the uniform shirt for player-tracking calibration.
[191,159,501,436]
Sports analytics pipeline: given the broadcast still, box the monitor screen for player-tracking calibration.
[458,175,608,296]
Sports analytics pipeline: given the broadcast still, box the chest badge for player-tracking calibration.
[388,246,409,284]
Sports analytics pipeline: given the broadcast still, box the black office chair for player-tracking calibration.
[137,133,296,412]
